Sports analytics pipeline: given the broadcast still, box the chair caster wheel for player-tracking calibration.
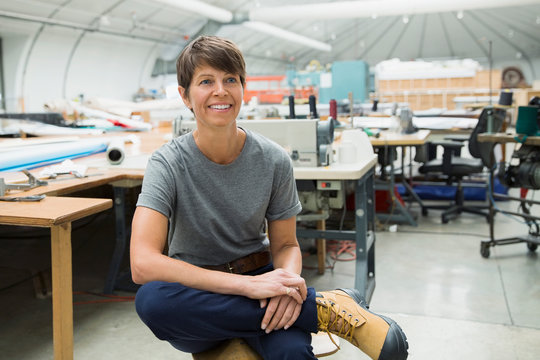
[480,242,490,258]
[527,242,538,252]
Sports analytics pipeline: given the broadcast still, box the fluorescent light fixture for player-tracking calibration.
[243,21,331,52]
[152,0,233,23]
[150,1,331,52]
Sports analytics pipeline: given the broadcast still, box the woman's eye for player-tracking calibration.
[200,79,211,85]
[226,77,237,83]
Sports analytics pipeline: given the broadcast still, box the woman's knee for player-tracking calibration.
[135,281,180,324]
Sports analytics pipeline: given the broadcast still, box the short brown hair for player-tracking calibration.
[176,36,246,97]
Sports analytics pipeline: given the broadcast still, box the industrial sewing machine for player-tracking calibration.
[173,98,376,222]
[173,117,334,168]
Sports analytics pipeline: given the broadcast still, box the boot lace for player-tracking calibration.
[317,299,360,348]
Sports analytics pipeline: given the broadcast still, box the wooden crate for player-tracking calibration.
[474,70,502,89]
[513,88,540,106]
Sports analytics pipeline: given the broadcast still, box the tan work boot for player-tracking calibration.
[316,288,408,360]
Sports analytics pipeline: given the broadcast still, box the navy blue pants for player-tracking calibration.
[135,264,319,360]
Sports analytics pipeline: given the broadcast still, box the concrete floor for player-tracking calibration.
[0,191,539,360]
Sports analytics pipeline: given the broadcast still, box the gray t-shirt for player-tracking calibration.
[136,128,302,266]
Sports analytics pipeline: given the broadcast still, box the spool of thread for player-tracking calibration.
[309,95,318,119]
[498,90,513,106]
[106,139,125,165]
[329,99,337,120]
[288,95,296,119]
[372,99,379,112]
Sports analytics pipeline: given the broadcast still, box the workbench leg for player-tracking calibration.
[103,186,127,294]
[51,223,73,360]
[355,172,376,304]
[316,215,326,275]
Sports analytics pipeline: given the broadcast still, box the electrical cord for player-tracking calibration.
[73,291,135,305]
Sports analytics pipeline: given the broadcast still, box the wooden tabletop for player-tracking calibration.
[0,196,112,227]
[370,129,431,146]
[293,155,377,180]
[478,132,540,146]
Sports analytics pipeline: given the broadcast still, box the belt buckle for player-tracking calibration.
[226,262,234,273]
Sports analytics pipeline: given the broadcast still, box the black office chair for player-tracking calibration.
[418,107,507,223]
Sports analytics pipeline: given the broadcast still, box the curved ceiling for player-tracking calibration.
[1,0,540,79]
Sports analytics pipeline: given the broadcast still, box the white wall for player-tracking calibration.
[2,33,30,112]
[22,27,79,111]
[2,25,160,113]
[64,32,156,104]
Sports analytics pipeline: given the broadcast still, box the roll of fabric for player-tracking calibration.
[0,140,107,172]
[106,139,125,165]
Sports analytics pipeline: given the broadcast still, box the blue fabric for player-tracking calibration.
[135,264,318,360]
[397,178,509,201]
[0,141,107,171]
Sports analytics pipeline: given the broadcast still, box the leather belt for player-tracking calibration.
[203,251,271,274]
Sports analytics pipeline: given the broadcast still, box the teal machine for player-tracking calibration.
[286,60,370,104]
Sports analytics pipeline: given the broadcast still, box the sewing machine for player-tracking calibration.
[174,118,334,167]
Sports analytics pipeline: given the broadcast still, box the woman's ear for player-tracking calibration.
[178,86,191,109]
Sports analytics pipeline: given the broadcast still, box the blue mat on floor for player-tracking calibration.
[397,178,508,201]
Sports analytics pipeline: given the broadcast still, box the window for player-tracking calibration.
[151,58,176,77]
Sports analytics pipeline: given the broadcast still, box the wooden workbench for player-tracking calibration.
[478,132,540,146]
[0,128,170,360]
[0,196,112,360]
[369,129,431,146]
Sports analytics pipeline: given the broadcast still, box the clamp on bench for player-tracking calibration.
[0,170,48,196]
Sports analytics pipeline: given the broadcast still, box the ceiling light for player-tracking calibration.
[150,1,331,52]
[152,0,233,23]
[456,10,464,20]
[242,21,332,52]
[402,15,409,24]
[99,16,110,27]
[536,16,540,25]
[371,13,378,19]
[516,52,523,59]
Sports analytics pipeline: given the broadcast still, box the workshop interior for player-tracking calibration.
[1,1,540,359]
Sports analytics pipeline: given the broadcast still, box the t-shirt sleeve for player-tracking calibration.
[266,152,302,221]
[136,153,176,218]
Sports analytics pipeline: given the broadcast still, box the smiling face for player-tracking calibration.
[178,64,243,131]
